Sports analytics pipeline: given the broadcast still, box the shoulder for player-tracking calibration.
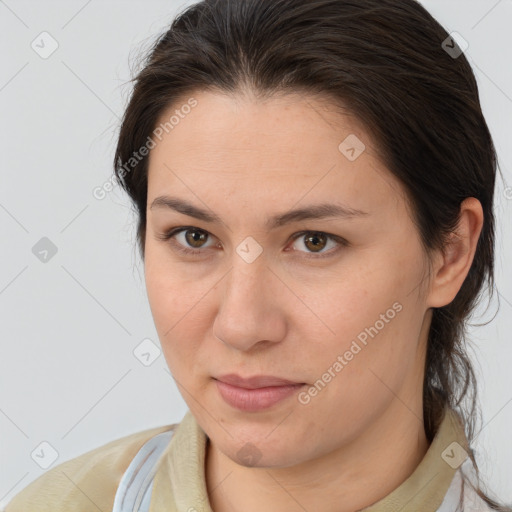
[3,423,178,512]
[439,459,504,512]
[462,478,504,512]
[461,482,499,512]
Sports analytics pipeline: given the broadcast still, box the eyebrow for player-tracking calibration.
[150,196,369,229]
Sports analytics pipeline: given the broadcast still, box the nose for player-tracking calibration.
[212,256,287,352]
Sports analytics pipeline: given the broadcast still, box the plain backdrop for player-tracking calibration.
[1,0,511,507]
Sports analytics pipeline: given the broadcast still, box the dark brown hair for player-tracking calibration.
[113,0,509,508]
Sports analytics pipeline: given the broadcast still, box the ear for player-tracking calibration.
[426,197,484,309]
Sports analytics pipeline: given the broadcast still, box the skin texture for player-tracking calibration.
[144,90,484,512]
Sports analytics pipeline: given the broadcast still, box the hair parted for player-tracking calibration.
[113,1,509,508]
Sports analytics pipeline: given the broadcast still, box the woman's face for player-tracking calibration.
[144,90,433,467]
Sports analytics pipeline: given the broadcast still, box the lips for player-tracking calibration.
[214,375,306,412]
[214,373,305,389]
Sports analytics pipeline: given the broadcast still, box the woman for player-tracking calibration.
[5,0,510,511]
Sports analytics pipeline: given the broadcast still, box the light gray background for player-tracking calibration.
[1,0,511,507]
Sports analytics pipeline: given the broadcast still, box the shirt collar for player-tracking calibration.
[361,407,468,511]
[149,407,468,512]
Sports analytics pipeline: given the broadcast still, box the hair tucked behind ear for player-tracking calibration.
[113,0,510,508]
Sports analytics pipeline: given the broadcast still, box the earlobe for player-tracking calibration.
[426,197,484,309]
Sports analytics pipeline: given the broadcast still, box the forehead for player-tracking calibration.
[150,90,367,161]
[146,90,400,216]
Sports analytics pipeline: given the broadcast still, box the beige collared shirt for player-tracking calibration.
[4,407,490,511]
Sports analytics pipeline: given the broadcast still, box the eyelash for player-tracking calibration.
[156,226,348,260]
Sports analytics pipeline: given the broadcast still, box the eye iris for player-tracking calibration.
[304,232,327,252]
[186,229,207,248]
[181,230,330,253]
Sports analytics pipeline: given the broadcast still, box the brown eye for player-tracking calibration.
[159,226,347,260]
[288,231,346,259]
[157,226,218,256]
[303,232,328,252]
[184,228,209,248]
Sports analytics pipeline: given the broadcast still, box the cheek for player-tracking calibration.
[307,260,395,341]
[309,252,422,376]
[144,260,197,363]
[144,243,202,325]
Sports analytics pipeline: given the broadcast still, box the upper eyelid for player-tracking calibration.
[166,226,346,248]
